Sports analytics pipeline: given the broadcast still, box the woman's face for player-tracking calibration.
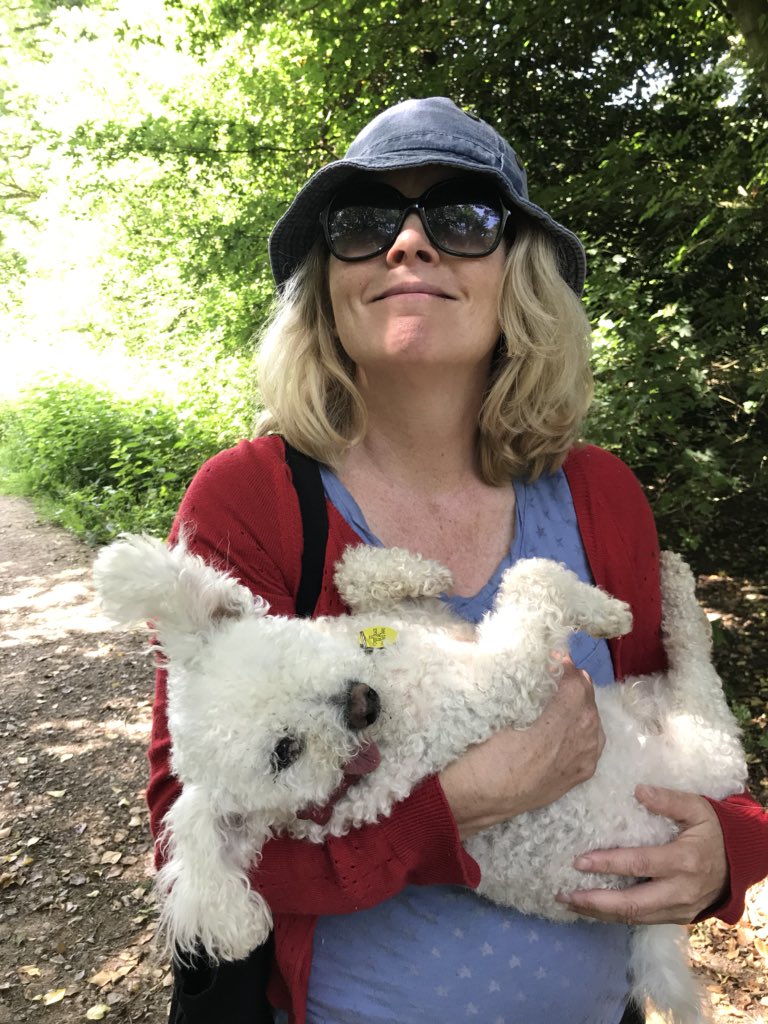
[327,166,507,380]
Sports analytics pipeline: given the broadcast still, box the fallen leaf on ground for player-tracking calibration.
[86,1005,111,1020]
[42,988,67,1004]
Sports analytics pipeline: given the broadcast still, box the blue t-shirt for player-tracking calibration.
[291,469,632,1024]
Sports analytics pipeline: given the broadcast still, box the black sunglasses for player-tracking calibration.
[320,177,513,261]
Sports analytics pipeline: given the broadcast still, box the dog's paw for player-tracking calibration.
[216,889,272,961]
[586,595,632,639]
[159,877,272,963]
[335,544,452,611]
[203,895,272,962]
[93,532,263,636]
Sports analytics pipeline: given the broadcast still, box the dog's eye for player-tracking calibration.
[271,735,304,774]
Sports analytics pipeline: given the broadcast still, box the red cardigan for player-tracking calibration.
[146,436,768,1022]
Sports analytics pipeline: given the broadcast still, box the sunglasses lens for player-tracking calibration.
[326,186,401,259]
[325,179,506,259]
[424,182,503,255]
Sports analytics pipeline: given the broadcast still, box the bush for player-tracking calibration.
[585,299,767,555]
[0,376,243,543]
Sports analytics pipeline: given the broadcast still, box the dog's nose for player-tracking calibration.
[344,681,380,730]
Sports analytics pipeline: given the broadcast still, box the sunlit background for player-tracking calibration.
[1,0,766,550]
[3,0,217,399]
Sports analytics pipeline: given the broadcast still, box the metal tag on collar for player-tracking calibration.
[358,626,398,652]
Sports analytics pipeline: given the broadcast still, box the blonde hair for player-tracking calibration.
[255,224,592,484]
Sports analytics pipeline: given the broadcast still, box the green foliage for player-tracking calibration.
[1,0,766,553]
[0,377,244,543]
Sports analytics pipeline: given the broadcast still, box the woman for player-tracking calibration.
[149,97,768,1024]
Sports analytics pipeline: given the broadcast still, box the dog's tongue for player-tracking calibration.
[297,742,381,825]
[342,741,381,776]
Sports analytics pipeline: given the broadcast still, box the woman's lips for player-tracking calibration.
[374,282,453,301]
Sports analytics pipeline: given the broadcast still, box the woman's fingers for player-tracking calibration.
[556,786,729,924]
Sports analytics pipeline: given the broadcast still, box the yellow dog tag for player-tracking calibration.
[358,626,398,651]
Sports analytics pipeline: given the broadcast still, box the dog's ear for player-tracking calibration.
[93,533,267,641]
[335,544,453,613]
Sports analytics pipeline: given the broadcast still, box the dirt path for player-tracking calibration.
[0,494,766,1023]
[0,496,167,1022]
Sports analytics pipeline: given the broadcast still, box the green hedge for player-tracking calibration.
[0,377,244,543]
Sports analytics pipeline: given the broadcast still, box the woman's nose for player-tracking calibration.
[385,211,439,265]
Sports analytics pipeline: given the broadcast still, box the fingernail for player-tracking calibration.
[574,856,592,870]
[636,784,657,800]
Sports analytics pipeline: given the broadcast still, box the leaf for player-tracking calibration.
[88,970,114,988]
[88,964,134,988]
[43,988,67,1005]
[86,1005,111,1020]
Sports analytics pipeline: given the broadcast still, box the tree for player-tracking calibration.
[158,0,768,545]
[726,0,768,97]
[3,0,766,550]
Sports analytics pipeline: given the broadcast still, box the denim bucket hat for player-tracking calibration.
[268,96,587,295]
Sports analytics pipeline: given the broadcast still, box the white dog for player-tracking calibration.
[320,545,747,1023]
[94,536,746,1023]
[94,534,383,962]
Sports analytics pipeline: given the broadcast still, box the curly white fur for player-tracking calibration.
[94,535,746,1024]
[94,534,382,962]
[306,546,745,1024]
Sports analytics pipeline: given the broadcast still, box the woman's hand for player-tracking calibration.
[440,657,605,838]
[555,784,729,924]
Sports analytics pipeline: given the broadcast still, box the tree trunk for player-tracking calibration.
[726,0,768,99]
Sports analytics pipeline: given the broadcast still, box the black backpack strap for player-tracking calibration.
[169,941,275,1024]
[284,440,329,619]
